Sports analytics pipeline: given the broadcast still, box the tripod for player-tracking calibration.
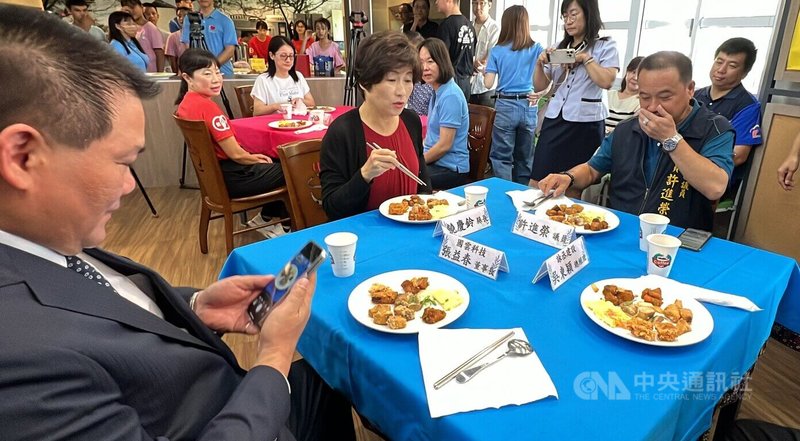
[180,14,235,188]
[343,17,367,107]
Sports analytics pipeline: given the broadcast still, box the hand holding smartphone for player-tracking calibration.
[247,241,327,327]
[547,48,576,64]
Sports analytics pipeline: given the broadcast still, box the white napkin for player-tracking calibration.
[294,124,327,135]
[293,100,308,116]
[638,274,762,311]
[506,189,573,212]
[418,328,558,418]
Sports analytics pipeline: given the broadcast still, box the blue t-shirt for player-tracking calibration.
[485,42,544,93]
[425,79,470,173]
[181,9,238,76]
[110,39,149,72]
[694,83,762,147]
[589,101,734,184]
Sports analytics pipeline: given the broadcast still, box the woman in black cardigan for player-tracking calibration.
[320,31,431,220]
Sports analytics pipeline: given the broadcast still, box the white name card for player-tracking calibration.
[433,206,491,237]
[438,232,509,280]
[511,211,576,249]
[532,236,590,290]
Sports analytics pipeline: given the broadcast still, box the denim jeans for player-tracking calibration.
[489,98,537,184]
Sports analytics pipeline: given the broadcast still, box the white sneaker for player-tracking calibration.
[257,223,288,239]
[248,214,270,228]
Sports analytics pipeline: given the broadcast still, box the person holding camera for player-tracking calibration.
[179,0,237,77]
[530,0,619,197]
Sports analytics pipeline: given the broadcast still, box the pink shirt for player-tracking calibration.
[305,41,344,69]
[136,21,164,72]
[165,31,185,60]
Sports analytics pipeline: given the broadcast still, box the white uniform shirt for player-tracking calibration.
[251,72,311,105]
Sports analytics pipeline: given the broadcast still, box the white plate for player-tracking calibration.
[580,277,714,347]
[534,203,620,235]
[348,269,470,334]
[144,72,176,78]
[309,105,336,112]
[268,120,313,131]
[378,192,465,224]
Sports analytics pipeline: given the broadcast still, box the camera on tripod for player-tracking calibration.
[187,11,203,35]
[348,11,368,28]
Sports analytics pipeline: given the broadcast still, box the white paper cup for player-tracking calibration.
[280,103,293,120]
[646,233,681,277]
[324,232,358,277]
[639,213,670,252]
[309,109,324,125]
[464,185,488,209]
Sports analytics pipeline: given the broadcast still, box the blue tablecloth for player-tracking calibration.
[220,178,799,441]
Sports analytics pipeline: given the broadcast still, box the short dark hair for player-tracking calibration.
[0,5,158,150]
[412,0,430,8]
[142,2,155,7]
[638,51,693,85]
[558,0,604,49]
[176,6,190,12]
[256,20,268,31]
[108,11,145,55]
[66,0,89,9]
[120,0,142,8]
[619,56,644,92]
[175,48,218,104]
[314,17,331,31]
[267,36,300,82]
[404,30,423,48]
[355,31,421,95]
[715,37,757,74]
[419,38,454,85]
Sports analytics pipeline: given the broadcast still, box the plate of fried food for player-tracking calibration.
[378,193,465,224]
[580,278,714,347]
[536,203,620,234]
[268,120,313,130]
[348,269,470,334]
[308,105,337,112]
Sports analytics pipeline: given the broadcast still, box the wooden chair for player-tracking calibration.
[277,139,328,230]
[234,85,254,118]
[467,104,496,182]
[173,116,292,255]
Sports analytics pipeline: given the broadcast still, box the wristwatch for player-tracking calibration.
[661,133,683,153]
[559,170,575,188]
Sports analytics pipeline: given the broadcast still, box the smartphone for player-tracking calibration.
[247,241,327,327]
[677,228,712,252]
[548,48,576,64]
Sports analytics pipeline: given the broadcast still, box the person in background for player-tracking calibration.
[165,6,189,73]
[419,38,470,189]
[470,0,499,107]
[291,19,314,54]
[169,0,191,33]
[397,3,414,31]
[537,51,734,231]
[778,131,800,191]
[120,0,165,72]
[177,49,289,237]
[405,31,434,116]
[306,17,344,75]
[180,0,237,76]
[436,0,476,100]
[251,36,315,116]
[143,2,158,25]
[605,56,644,133]
[66,0,105,41]
[248,20,270,59]
[108,11,149,71]
[405,0,438,39]
[320,31,431,220]
[483,5,544,184]
[530,0,619,197]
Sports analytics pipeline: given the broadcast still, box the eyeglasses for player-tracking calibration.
[276,53,296,60]
[561,11,581,23]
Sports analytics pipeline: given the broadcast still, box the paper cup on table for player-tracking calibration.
[639,213,670,251]
[324,232,358,277]
[309,109,324,125]
[646,234,681,277]
[280,103,293,120]
[322,113,332,126]
[464,185,488,209]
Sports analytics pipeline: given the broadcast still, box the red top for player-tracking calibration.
[176,91,234,160]
[363,120,419,211]
[292,36,314,54]
[248,35,271,59]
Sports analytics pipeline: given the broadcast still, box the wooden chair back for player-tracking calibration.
[277,139,328,230]
[234,85,254,118]
[173,116,232,209]
[467,104,496,182]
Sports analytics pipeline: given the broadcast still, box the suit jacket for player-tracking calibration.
[0,243,294,441]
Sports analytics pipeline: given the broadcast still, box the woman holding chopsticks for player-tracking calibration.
[320,31,431,221]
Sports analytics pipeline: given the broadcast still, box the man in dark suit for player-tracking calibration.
[0,5,353,440]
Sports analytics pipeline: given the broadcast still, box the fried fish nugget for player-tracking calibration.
[679,308,693,324]
[655,321,679,342]
[369,285,398,304]
[393,304,416,321]
[663,303,680,322]
[388,202,408,215]
[387,315,407,329]
[368,304,391,318]
[421,307,446,324]
[372,310,391,325]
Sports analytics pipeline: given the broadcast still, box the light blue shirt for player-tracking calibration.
[425,79,470,173]
[110,39,149,71]
[588,101,735,184]
[543,38,619,122]
[181,9,238,76]
[486,42,544,94]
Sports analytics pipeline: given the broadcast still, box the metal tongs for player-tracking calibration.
[366,141,426,187]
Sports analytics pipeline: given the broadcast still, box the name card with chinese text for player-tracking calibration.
[511,211,576,249]
[532,236,590,290]
[438,233,509,280]
[433,206,491,237]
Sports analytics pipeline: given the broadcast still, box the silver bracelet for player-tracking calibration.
[189,291,201,312]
